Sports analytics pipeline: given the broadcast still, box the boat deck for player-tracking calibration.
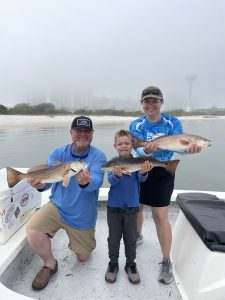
[1,202,182,300]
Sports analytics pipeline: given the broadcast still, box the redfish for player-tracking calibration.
[6,161,87,188]
[133,134,212,152]
[101,157,180,176]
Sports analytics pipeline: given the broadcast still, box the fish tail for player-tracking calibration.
[163,160,180,176]
[6,167,23,188]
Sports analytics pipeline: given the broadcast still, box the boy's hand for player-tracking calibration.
[112,166,123,178]
[140,161,153,175]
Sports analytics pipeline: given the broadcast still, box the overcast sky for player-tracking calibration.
[0,0,225,110]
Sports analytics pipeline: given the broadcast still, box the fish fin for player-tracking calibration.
[179,140,190,146]
[163,160,180,176]
[6,167,23,188]
[121,168,132,176]
[62,169,70,178]
[27,164,50,173]
[132,136,147,148]
[62,177,70,187]
[52,160,62,166]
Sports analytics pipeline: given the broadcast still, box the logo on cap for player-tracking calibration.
[77,119,91,127]
[71,115,93,130]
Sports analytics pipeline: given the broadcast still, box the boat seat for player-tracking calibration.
[176,192,225,252]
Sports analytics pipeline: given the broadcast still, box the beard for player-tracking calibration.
[75,140,90,148]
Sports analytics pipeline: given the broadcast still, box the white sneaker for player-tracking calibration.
[158,258,173,284]
[136,234,143,245]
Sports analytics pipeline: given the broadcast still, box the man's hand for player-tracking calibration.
[75,170,91,185]
[27,178,45,189]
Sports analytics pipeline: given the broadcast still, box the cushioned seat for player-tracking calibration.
[176,192,225,252]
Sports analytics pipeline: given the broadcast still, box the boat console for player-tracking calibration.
[172,192,225,300]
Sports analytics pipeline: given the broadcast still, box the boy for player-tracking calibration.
[105,129,152,284]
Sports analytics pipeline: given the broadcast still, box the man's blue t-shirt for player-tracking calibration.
[41,144,106,230]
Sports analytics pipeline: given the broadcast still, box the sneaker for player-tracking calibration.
[158,258,173,284]
[125,263,140,284]
[136,234,144,245]
[105,262,119,283]
[32,260,58,290]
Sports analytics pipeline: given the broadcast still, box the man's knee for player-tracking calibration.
[26,228,50,243]
[26,228,38,239]
[76,253,90,262]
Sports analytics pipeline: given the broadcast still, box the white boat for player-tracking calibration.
[0,170,225,300]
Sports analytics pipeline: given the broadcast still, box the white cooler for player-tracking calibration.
[0,168,41,244]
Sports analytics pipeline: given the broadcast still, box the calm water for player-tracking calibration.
[0,118,224,191]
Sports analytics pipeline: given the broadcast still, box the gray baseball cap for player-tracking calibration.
[140,86,163,102]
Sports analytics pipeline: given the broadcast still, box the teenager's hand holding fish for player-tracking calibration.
[132,137,161,154]
[142,140,160,154]
[186,143,202,154]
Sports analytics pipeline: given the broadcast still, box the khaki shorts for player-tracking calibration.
[26,201,96,255]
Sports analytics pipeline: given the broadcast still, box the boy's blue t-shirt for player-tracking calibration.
[107,157,148,208]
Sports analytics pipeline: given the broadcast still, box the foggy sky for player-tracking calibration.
[0,0,225,110]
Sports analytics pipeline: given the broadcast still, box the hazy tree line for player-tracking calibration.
[0,103,142,116]
[0,102,225,117]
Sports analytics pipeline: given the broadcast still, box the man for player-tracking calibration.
[26,116,106,290]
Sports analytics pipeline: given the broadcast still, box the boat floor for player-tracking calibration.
[3,202,182,300]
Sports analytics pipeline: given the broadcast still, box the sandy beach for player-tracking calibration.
[0,115,136,128]
[0,114,224,128]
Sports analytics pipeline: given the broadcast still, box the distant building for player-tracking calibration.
[184,106,191,112]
